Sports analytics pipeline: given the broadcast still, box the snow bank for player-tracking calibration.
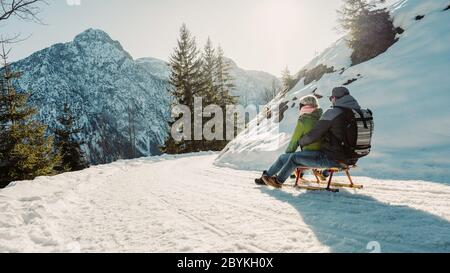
[216,0,450,183]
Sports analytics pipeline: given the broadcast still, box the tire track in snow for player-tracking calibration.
[148,159,306,226]
[142,160,274,252]
[144,158,325,252]
[147,191,267,253]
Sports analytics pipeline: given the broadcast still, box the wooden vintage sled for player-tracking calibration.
[292,165,363,193]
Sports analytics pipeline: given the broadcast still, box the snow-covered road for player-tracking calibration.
[1,153,450,253]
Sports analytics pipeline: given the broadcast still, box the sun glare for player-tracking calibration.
[255,0,303,37]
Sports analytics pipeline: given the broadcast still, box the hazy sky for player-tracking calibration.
[1,0,345,76]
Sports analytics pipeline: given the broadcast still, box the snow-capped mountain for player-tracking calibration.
[217,0,450,183]
[136,57,281,106]
[136,57,171,81]
[226,58,282,106]
[11,29,171,164]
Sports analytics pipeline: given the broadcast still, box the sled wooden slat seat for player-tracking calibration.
[293,164,363,192]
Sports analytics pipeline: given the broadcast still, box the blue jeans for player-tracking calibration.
[267,151,342,183]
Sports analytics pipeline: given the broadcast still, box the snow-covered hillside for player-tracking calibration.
[217,0,450,183]
[10,29,171,164]
[1,153,449,253]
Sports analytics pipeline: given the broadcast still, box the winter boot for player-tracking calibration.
[262,175,283,189]
[255,171,268,185]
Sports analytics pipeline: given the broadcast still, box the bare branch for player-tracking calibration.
[0,32,31,44]
[0,0,46,44]
[0,0,48,24]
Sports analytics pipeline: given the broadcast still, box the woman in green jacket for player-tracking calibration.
[255,95,323,185]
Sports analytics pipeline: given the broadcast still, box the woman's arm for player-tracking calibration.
[285,119,304,153]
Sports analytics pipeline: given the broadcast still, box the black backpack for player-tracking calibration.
[336,107,374,159]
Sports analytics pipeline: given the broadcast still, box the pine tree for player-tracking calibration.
[163,26,238,154]
[214,46,238,146]
[215,46,236,107]
[201,39,238,107]
[163,23,205,154]
[200,37,219,105]
[168,23,205,107]
[198,38,221,150]
[200,42,237,150]
[53,103,88,172]
[0,45,60,187]
[337,0,396,65]
[337,0,376,30]
[281,66,294,91]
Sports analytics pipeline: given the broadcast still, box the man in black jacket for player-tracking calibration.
[262,87,362,188]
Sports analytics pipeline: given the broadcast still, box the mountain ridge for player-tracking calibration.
[10,28,170,165]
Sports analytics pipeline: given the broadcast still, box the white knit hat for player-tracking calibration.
[299,95,319,108]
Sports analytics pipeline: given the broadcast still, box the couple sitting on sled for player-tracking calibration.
[256,86,367,189]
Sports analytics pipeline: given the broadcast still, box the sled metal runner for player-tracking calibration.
[293,166,363,193]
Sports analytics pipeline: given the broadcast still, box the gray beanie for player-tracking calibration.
[299,95,319,108]
[331,87,350,98]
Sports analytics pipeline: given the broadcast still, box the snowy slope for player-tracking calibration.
[0,153,449,253]
[10,29,171,164]
[217,0,450,183]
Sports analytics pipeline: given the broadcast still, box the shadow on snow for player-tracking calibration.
[260,187,450,253]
